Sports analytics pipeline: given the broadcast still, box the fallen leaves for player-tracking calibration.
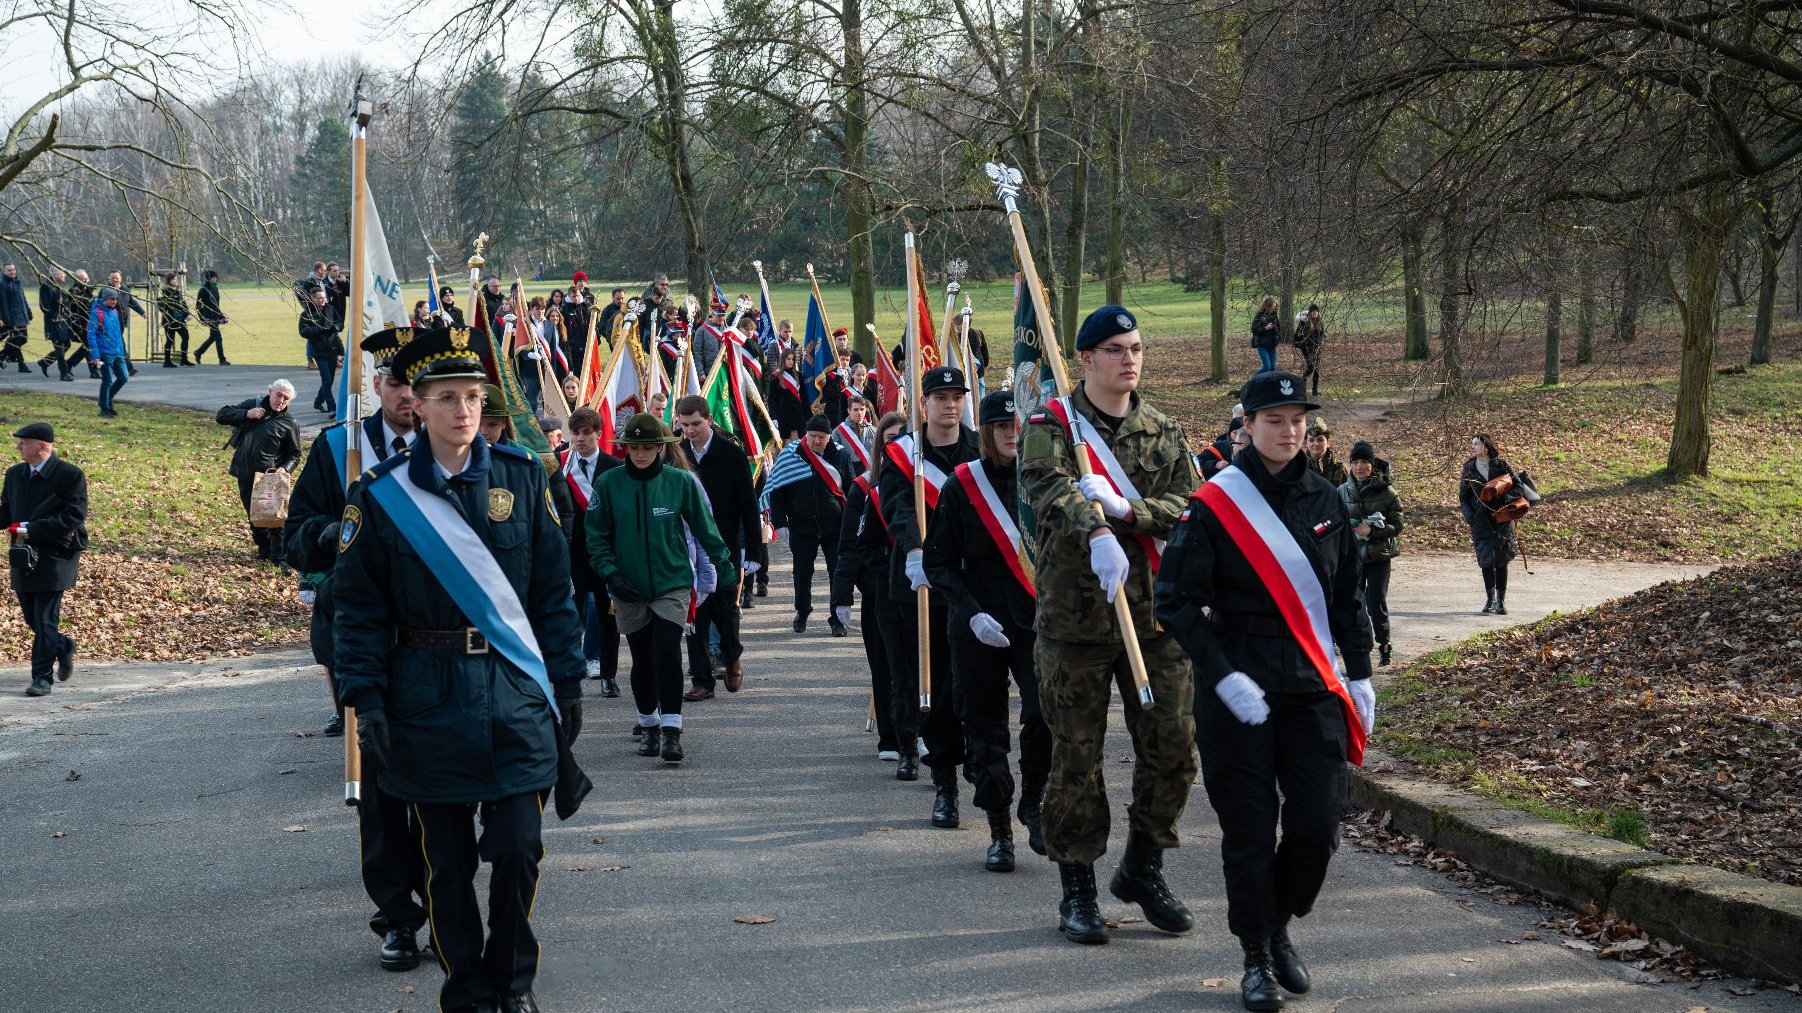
[733,914,776,925]
[591,836,604,845]
[51,830,67,838]
[65,770,80,781]
[281,825,308,833]
[1200,978,1227,988]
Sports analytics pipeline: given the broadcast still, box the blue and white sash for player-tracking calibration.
[364,466,559,719]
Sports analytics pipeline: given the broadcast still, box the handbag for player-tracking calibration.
[1479,471,1530,522]
[249,468,295,529]
[8,542,36,575]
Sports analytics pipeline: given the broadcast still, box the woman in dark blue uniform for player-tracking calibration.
[1155,370,1376,1013]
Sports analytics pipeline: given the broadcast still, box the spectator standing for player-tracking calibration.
[1340,440,1404,667]
[193,269,230,364]
[1459,433,1521,616]
[36,269,69,379]
[88,289,129,418]
[1294,304,1325,396]
[4,423,87,697]
[215,380,303,562]
[157,272,194,367]
[299,287,343,415]
[1250,297,1280,374]
[1304,419,1348,485]
[1,262,34,372]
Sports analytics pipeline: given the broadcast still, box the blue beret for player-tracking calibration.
[1076,304,1138,351]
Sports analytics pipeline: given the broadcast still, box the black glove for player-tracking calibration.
[318,521,342,552]
[356,707,390,767]
[606,572,644,604]
[560,698,583,743]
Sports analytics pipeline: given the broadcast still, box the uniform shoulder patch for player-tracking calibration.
[544,487,559,522]
[1027,410,1050,424]
[339,504,362,551]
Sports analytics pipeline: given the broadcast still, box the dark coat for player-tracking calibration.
[282,415,406,573]
[922,457,1034,633]
[157,286,190,329]
[681,426,763,557]
[0,274,32,328]
[555,447,621,591]
[1339,462,1404,562]
[298,303,342,360]
[830,475,888,608]
[216,396,303,478]
[196,282,225,324]
[1155,448,1374,696]
[766,372,810,441]
[38,282,66,341]
[1250,309,1280,350]
[333,436,584,805]
[878,425,978,600]
[1459,455,1519,569]
[3,455,88,593]
[768,444,852,539]
[63,281,92,333]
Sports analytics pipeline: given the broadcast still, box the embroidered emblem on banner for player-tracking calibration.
[488,488,515,522]
[339,505,362,550]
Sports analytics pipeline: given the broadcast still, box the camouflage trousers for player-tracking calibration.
[1036,635,1198,865]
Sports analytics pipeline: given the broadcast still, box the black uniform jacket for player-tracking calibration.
[333,435,584,805]
[922,457,1034,634]
[283,415,404,573]
[681,426,762,557]
[768,444,852,540]
[829,474,887,609]
[878,425,977,603]
[2,454,88,593]
[1154,448,1374,695]
[555,446,621,588]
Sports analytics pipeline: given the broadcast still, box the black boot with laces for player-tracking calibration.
[1108,829,1193,933]
[1057,862,1109,944]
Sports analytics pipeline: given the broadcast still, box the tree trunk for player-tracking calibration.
[1666,185,1743,479]
[1577,246,1596,366]
[1209,211,1227,382]
[1543,225,1563,386]
[1437,203,1464,396]
[1613,243,1642,345]
[1750,193,1792,367]
[650,0,707,298]
[1402,224,1429,360]
[1103,90,1127,305]
[841,0,877,362]
[1060,151,1088,352]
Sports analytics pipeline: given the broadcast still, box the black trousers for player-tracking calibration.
[572,564,619,679]
[193,324,226,362]
[16,589,69,684]
[359,744,426,936]
[627,613,686,720]
[236,472,282,561]
[37,323,67,375]
[950,626,1049,812]
[413,792,546,1012]
[162,324,189,361]
[1362,558,1392,644]
[860,574,897,751]
[687,591,741,688]
[1197,689,1348,941]
[789,530,838,617]
[885,598,965,770]
[1,325,27,366]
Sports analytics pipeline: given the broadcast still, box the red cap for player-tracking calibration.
[572,270,588,283]
[832,327,849,337]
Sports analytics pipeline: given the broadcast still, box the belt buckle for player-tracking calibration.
[464,628,489,655]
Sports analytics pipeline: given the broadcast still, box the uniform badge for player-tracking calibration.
[1116,313,1133,330]
[544,487,558,521]
[339,505,362,551]
[451,327,470,350]
[488,488,515,522]
[1279,378,1294,396]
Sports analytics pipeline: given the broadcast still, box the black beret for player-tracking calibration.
[1239,370,1320,414]
[1075,304,1138,351]
[13,422,54,442]
[979,391,1016,425]
[920,366,968,395]
[804,414,833,433]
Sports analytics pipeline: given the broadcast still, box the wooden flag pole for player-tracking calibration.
[986,162,1154,709]
[342,92,373,805]
[904,231,931,713]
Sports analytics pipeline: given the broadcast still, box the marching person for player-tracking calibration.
[559,407,623,697]
[281,327,427,972]
[157,272,193,367]
[766,346,809,442]
[1019,304,1201,946]
[62,270,96,379]
[1460,432,1521,615]
[438,286,465,326]
[36,269,69,379]
[192,269,230,365]
[587,413,736,762]
[4,423,87,697]
[214,379,303,563]
[1155,369,1375,1011]
[334,326,589,1013]
[768,415,852,635]
[922,391,1048,872]
[1341,440,1403,666]
[0,262,32,372]
[562,272,593,375]
[673,394,761,700]
[879,366,977,821]
[832,411,906,763]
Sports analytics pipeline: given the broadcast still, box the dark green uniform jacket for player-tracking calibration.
[333,434,585,805]
[585,460,734,599]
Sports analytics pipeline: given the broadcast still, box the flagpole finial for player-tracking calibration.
[469,233,489,270]
[752,259,763,272]
[805,263,815,277]
[985,162,1024,215]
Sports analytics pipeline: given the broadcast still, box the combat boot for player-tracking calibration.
[661,727,684,762]
[637,726,661,756]
[1017,779,1046,856]
[1056,863,1109,944]
[985,809,1015,872]
[1239,937,1285,1010]
[1494,594,1508,616]
[1481,591,1496,614]
[1109,829,1193,933]
[1268,926,1311,994]
[896,739,919,781]
[930,766,960,828]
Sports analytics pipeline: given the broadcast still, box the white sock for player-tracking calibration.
[637,712,659,728]
[660,714,684,730]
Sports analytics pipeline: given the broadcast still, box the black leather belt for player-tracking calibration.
[394,627,489,654]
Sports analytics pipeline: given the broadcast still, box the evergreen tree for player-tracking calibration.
[450,55,517,262]
[290,118,350,260]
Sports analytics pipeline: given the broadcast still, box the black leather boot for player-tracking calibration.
[1481,591,1496,614]
[1240,937,1285,1010]
[379,926,420,971]
[1268,926,1311,994]
[985,809,1015,872]
[661,727,684,762]
[930,767,960,828]
[1108,829,1193,933]
[896,740,919,781]
[1017,779,1046,856]
[637,726,661,756]
[1494,594,1508,616]
[1057,863,1109,944]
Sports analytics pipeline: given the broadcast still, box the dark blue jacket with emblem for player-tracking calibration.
[331,434,585,805]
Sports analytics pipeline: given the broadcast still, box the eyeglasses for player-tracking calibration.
[422,392,484,411]
[1092,343,1144,361]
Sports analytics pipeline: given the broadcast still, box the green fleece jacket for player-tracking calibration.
[586,460,734,598]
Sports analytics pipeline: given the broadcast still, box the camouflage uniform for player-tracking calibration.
[1020,383,1202,865]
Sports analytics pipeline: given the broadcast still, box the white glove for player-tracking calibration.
[1086,532,1129,603]
[742,560,761,576]
[1215,672,1270,725]
[969,612,1011,648]
[1349,678,1377,735]
[525,351,540,361]
[834,605,852,628]
[905,549,930,590]
[1078,474,1131,519]
[774,527,789,542]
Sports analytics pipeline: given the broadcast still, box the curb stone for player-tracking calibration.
[1349,754,1802,985]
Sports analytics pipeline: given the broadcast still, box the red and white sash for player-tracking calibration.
[953,462,1035,598]
[883,433,950,509]
[854,474,892,543]
[1042,397,1164,570]
[798,441,845,501]
[780,370,802,402]
[1193,466,1368,766]
[834,420,871,470]
[558,447,597,511]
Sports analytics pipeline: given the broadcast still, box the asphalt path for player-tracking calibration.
[1,541,1789,1013]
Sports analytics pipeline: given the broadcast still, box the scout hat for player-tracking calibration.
[618,412,680,445]
[481,384,510,419]
[390,326,485,387]
[1239,370,1320,414]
